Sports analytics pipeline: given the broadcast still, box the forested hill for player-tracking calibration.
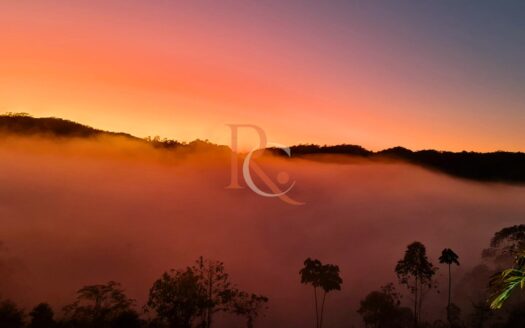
[284,145,525,184]
[0,113,224,151]
[0,113,136,139]
[1,114,524,184]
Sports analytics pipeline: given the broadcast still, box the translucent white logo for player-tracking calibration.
[226,124,304,205]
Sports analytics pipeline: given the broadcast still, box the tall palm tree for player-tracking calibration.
[490,251,525,309]
[300,258,323,328]
[318,264,342,328]
[300,259,342,328]
[439,248,460,325]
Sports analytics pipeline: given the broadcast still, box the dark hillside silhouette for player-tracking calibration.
[0,114,230,153]
[280,145,525,185]
[0,113,136,139]
[2,114,525,184]
[287,144,372,157]
[378,147,525,184]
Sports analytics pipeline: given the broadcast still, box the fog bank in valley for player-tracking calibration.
[0,135,524,327]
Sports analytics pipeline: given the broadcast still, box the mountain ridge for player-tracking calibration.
[1,113,524,184]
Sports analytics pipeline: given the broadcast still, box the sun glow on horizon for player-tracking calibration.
[1,1,524,152]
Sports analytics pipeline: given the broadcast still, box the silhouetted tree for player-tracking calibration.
[300,258,323,328]
[63,281,135,327]
[0,299,24,328]
[482,225,525,268]
[318,263,342,328]
[192,257,234,328]
[358,283,413,328]
[232,292,268,328]
[147,268,207,328]
[395,242,437,327]
[439,248,459,325]
[300,258,342,328]
[147,258,268,328]
[29,303,55,328]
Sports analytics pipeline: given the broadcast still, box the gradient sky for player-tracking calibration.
[1,0,524,151]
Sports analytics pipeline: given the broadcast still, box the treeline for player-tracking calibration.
[297,224,525,328]
[2,225,525,328]
[0,113,136,140]
[2,114,525,185]
[352,224,525,328]
[281,145,525,184]
[0,257,268,328]
[0,114,228,153]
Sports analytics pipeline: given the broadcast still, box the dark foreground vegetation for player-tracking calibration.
[1,113,525,184]
[1,225,525,327]
[0,257,268,328]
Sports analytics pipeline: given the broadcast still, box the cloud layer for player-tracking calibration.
[0,135,524,327]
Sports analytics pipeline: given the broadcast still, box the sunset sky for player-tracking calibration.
[1,0,524,151]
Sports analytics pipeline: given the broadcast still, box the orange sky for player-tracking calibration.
[1,1,524,152]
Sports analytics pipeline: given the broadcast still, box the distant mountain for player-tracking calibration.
[0,113,228,152]
[284,144,525,184]
[378,147,525,184]
[0,113,137,139]
[1,114,524,184]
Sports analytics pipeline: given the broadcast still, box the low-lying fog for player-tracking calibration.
[0,135,524,327]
